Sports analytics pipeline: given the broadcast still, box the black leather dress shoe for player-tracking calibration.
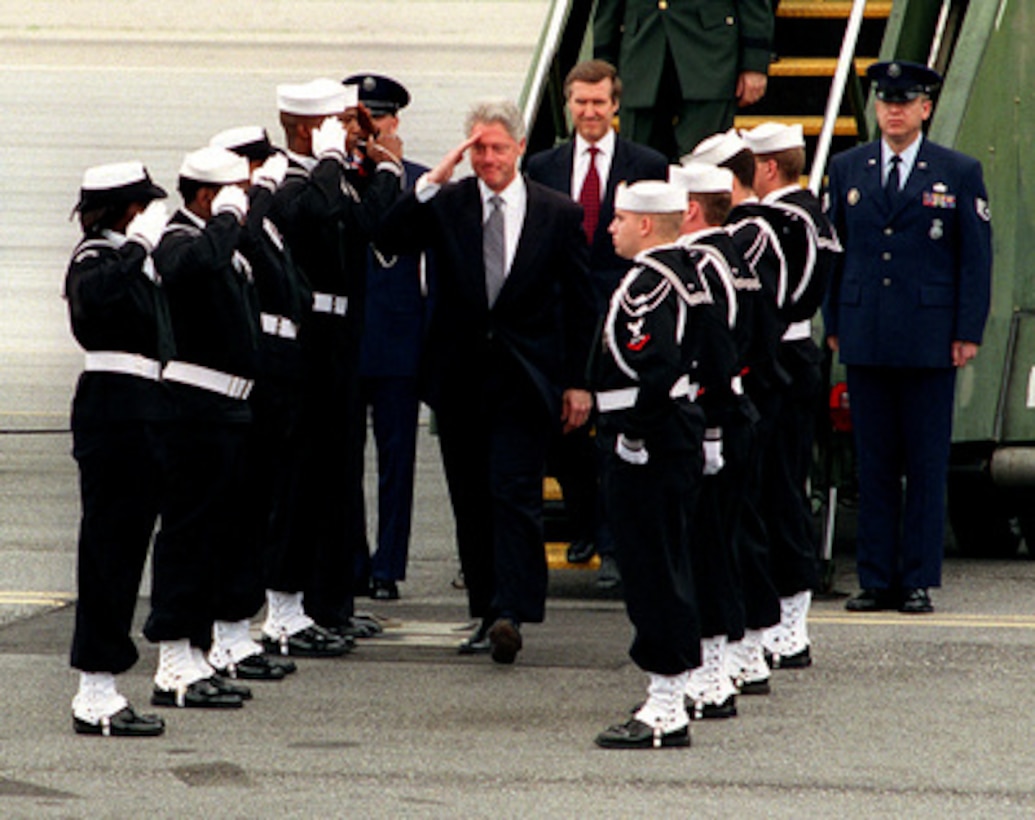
[738,677,771,696]
[458,619,492,655]
[765,645,812,670]
[73,705,165,737]
[900,587,934,613]
[488,618,523,664]
[370,579,400,600]
[261,625,352,658]
[845,588,900,612]
[207,676,252,700]
[566,538,596,564]
[595,717,690,749]
[215,653,288,681]
[688,694,737,720]
[329,614,384,641]
[596,555,622,590]
[151,678,244,708]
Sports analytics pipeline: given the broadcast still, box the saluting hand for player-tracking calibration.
[426,129,483,186]
[367,133,404,167]
[561,388,592,434]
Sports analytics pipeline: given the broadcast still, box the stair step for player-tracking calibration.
[777,0,892,19]
[769,56,878,77]
[734,114,860,137]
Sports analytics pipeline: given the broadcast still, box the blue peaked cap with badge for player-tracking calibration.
[342,72,411,116]
[867,60,942,103]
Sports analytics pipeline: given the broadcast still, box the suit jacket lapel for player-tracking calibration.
[861,142,886,215]
[454,178,488,308]
[497,177,544,306]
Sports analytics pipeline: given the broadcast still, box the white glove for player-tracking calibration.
[125,200,168,252]
[252,152,288,191]
[703,428,724,476]
[212,185,249,222]
[311,116,347,159]
[616,433,649,466]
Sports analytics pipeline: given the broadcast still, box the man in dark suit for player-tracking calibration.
[378,99,596,664]
[593,0,774,160]
[345,72,432,602]
[823,61,992,614]
[525,59,668,584]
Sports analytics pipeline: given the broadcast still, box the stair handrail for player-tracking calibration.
[520,0,571,131]
[808,0,870,195]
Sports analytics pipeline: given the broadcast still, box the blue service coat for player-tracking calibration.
[360,158,432,378]
[822,137,992,368]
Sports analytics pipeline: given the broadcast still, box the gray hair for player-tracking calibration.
[464,98,526,142]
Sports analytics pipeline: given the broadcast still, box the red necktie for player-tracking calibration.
[579,146,601,244]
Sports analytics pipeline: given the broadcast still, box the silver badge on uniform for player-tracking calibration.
[929,218,944,240]
[847,188,860,206]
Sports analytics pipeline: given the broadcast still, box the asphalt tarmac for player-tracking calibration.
[2,3,1035,817]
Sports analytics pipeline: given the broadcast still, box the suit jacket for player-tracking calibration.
[822,137,992,369]
[524,134,668,311]
[377,175,595,420]
[593,0,773,108]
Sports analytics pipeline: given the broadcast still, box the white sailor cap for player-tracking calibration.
[178,146,250,184]
[276,78,356,116]
[614,180,687,214]
[741,122,805,155]
[685,128,748,166]
[669,162,734,194]
[209,126,275,161]
[75,160,166,212]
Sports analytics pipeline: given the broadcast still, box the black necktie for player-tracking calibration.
[885,154,901,207]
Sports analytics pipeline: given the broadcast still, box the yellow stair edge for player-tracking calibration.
[546,541,601,571]
[769,56,878,78]
[777,0,892,19]
[735,114,860,137]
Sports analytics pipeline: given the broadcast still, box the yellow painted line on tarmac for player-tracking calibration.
[0,591,75,606]
[811,612,1035,630]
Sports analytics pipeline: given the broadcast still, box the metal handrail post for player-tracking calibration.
[808,0,870,195]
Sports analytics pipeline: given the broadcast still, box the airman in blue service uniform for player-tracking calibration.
[823,61,993,614]
[345,72,431,603]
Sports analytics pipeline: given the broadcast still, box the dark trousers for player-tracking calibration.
[738,384,783,631]
[763,340,822,597]
[847,365,956,590]
[354,375,420,583]
[546,422,598,546]
[604,413,703,675]
[70,421,167,674]
[144,419,261,647]
[435,359,551,624]
[621,49,738,161]
[251,381,305,594]
[693,410,753,641]
[294,318,362,628]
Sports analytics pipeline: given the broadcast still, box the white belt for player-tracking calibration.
[312,292,348,317]
[596,374,698,413]
[84,351,161,381]
[782,319,812,342]
[162,360,253,400]
[260,313,299,340]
